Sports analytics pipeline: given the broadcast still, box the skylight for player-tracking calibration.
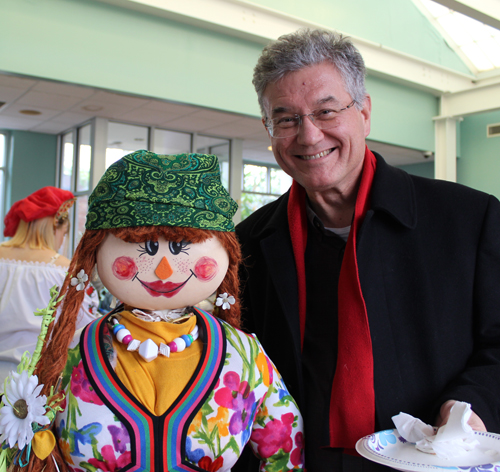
[418,0,500,73]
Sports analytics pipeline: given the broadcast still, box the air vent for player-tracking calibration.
[487,123,500,138]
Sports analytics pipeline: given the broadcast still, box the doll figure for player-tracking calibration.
[0,151,304,472]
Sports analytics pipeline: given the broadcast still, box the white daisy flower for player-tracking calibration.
[0,371,50,450]
[71,269,88,291]
[215,293,236,310]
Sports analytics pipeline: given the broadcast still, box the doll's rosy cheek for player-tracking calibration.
[112,256,137,280]
[194,257,218,282]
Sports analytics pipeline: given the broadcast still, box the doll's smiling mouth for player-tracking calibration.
[134,271,196,298]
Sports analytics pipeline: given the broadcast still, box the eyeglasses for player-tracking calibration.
[265,99,357,138]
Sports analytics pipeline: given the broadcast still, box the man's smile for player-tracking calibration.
[297,147,336,160]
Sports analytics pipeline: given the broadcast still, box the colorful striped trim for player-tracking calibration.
[81,307,226,472]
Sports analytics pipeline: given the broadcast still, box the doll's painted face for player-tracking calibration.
[96,233,229,310]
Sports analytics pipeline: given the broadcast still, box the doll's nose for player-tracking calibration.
[155,256,173,280]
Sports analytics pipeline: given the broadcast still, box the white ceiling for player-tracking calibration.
[0,72,432,167]
[416,0,500,74]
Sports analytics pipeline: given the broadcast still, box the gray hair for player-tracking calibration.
[253,29,367,117]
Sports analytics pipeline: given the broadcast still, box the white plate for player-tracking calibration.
[356,429,500,471]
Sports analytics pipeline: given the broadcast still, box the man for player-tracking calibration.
[235,29,500,471]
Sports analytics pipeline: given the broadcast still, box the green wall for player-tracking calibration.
[2,0,485,200]
[1,0,263,117]
[250,0,470,74]
[6,131,58,207]
[458,110,500,199]
[367,76,438,152]
[1,0,455,153]
[397,162,434,179]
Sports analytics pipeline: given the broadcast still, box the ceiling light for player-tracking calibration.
[267,146,272,151]
[19,109,41,116]
[82,105,103,112]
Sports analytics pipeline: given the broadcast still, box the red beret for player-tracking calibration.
[3,186,75,237]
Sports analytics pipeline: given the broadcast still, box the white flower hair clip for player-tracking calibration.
[71,269,88,291]
[215,293,236,310]
[0,371,50,450]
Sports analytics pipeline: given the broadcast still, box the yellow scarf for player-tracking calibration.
[114,311,202,416]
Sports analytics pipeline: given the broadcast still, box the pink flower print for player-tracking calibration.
[291,431,305,466]
[214,372,256,441]
[70,361,104,405]
[88,445,131,471]
[251,412,295,459]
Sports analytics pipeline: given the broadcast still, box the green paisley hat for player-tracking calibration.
[86,150,237,232]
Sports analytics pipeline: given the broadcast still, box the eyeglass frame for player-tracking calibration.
[265,99,357,138]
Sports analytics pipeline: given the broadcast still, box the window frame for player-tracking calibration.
[56,121,94,254]
[241,161,290,197]
[240,161,292,219]
[0,131,9,242]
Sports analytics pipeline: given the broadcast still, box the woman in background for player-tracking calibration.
[0,186,99,388]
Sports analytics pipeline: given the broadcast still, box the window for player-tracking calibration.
[59,120,240,250]
[241,163,292,220]
[0,133,7,240]
[153,129,191,155]
[106,122,149,169]
[60,131,74,191]
[197,136,230,191]
[57,122,94,253]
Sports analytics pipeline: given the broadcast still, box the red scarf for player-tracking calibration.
[287,146,377,451]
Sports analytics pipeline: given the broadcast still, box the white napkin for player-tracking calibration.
[392,402,479,459]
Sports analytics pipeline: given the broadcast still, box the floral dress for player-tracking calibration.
[55,308,305,471]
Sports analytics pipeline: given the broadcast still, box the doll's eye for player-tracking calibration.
[138,240,159,257]
[145,240,159,255]
[169,241,190,255]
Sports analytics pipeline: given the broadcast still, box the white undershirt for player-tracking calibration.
[305,203,351,242]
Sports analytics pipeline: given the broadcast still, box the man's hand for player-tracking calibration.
[435,400,487,431]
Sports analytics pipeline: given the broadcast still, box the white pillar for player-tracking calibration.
[230,138,243,224]
[434,116,458,182]
[91,117,108,190]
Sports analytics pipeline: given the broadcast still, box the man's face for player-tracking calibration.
[262,61,371,196]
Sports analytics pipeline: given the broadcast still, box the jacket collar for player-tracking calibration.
[370,151,417,230]
[248,150,417,238]
[247,191,291,240]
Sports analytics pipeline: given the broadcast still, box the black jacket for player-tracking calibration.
[236,153,500,434]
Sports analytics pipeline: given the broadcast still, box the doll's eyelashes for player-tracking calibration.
[137,240,159,257]
[169,240,190,256]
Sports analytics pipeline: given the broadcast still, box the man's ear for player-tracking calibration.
[361,94,372,138]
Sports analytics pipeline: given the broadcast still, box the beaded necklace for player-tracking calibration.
[110,316,199,363]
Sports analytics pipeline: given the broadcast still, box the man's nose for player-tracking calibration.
[155,256,173,280]
[296,114,324,146]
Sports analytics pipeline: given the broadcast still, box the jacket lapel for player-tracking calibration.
[250,192,304,385]
[357,152,418,429]
[260,193,301,338]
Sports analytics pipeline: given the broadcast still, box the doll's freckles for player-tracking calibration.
[193,257,218,281]
[112,256,137,280]
[175,259,191,274]
[136,255,155,273]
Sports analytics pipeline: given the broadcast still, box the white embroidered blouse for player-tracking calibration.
[0,258,99,389]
